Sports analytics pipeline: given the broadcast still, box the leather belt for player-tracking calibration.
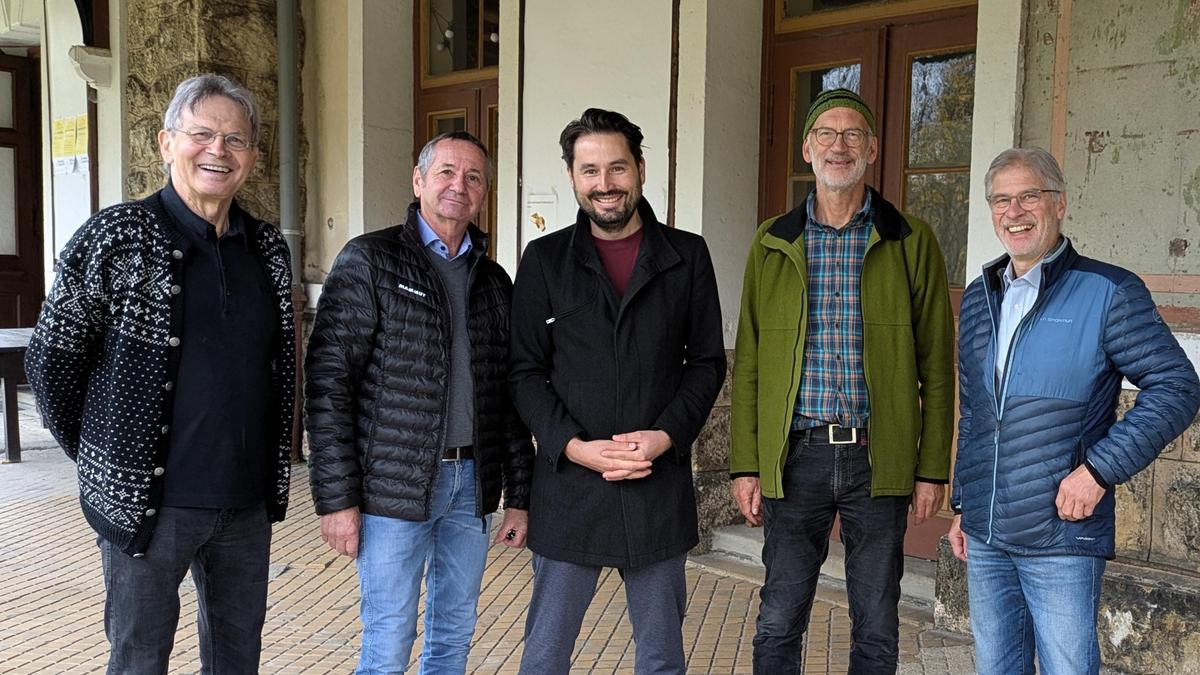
[803,424,867,445]
[442,445,474,461]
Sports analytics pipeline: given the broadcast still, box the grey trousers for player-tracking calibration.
[519,552,688,675]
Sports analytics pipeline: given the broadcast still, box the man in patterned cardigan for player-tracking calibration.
[25,74,295,674]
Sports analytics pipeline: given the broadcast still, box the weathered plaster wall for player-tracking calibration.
[124,0,301,228]
[1021,0,1200,313]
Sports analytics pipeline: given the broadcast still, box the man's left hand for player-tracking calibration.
[493,507,529,549]
[910,482,944,525]
[1056,465,1106,521]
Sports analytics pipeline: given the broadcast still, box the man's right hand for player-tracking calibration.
[731,476,763,527]
[948,514,968,562]
[321,506,361,558]
[565,437,653,481]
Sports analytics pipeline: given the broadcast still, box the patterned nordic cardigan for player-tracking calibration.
[25,191,296,557]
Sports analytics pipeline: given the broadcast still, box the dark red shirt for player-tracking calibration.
[593,227,644,297]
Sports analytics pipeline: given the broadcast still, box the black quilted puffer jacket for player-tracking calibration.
[305,202,533,520]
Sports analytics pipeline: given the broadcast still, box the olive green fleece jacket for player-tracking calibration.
[730,188,955,498]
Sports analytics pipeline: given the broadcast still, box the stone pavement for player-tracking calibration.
[0,392,976,674]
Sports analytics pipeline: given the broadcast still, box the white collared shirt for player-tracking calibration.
[996,260,1043,381]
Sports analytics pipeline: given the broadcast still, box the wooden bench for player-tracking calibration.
[0,328,32,463]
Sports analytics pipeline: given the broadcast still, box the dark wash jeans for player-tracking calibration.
[99,505,272,675]
[754,430,909,674]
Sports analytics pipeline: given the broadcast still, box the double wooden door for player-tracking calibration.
[0,54,42,328]
[761,5,977,558]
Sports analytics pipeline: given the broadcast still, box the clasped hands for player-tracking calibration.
[565,430,672,481]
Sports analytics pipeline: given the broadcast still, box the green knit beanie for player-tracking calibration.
[802,88,876,139]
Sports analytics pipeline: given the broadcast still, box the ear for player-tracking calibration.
[637,158,646,186]
[158,128,174,166]
[412,165,424,198]
[865,134,879,165]
[801,136,813,164]
[1054,190,1067,220]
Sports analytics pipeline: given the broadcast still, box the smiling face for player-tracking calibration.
[158,95,257,216]
[989,164,1067,276]
[412,138,489,233]
[801,107,878,194]
[568,132,645,236]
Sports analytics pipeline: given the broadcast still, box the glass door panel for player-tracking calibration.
[0,71,12,129]
[788,63,862,210]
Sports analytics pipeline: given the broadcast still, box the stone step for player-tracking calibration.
[702,524,937,608]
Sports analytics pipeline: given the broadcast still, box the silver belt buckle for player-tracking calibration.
[827,424,857,445]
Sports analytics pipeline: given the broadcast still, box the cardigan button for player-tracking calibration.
[163,381,174,391]
[160,425,170,435]
[170,285,182,295]
[171,250,183,260]
[153,467,165,476]
[168,337,180,347]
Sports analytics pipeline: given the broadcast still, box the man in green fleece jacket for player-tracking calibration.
[729,88,954,674]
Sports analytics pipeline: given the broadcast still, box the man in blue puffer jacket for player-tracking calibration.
[949,147,1200,675]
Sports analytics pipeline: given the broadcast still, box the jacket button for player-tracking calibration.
[170,285,182,295]
[153,467,165,476]
[168,337,180,347]
[145,508,156,516]
[163,381,174,391]
[172,250,183,260]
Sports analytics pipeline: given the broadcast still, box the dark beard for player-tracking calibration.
[579,189,638,232]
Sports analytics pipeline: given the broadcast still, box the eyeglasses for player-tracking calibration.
[171,128,252,152]
[986,189,1060,213]
[809,127,869,148]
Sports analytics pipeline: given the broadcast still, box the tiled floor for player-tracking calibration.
[0,391,975,674]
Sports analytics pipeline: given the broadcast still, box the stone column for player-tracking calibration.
[123,0,302,224]
[692,351,740,552]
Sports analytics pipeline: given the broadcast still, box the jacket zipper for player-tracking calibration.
[984,276,1048,544]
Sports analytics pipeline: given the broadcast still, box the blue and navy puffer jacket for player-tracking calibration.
[953,237,1200,558]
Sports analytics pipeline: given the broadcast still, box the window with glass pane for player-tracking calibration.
[788,64,861,210]
[901,49,974,285]
[0,146,16,256]
[428,110,468,139]
[426,0,500,78]
[0,70,12,129]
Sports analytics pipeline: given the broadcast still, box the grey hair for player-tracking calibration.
[162,73,261,144]
[416,131,493,187]
[984,147,1066,199]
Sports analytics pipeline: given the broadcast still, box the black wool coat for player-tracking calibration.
[510,198,726,568]
[306,202,533,521]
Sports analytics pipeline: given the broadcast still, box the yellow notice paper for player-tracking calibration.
[51,117,77,174]
[75,113,90,173]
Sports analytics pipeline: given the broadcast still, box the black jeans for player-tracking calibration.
[99,505,272,675]
[753,430,909,674]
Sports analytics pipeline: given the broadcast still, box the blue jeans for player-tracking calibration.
[519,553,688,675]
[99,504,272,675]
[967,535,1105,675]
[754,430,909,674]
[355,459,491,675]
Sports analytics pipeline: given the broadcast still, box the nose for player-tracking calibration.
[829,131,850,150]
[206,137,229,157]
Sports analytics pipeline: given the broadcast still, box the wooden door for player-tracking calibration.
[414,0,500,258]
[0,54,43,328]
[760,2,977,559]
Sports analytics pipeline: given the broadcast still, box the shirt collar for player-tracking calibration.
[416,210,472,260]
[1002,257,1044,291]
[162,180,246,244]
[806,189,872,231]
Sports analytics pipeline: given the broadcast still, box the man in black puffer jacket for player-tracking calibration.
[305,131,533,674]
